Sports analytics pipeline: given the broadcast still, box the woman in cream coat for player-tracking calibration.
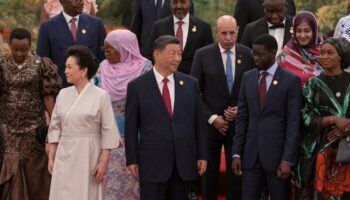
[47,45,120,200]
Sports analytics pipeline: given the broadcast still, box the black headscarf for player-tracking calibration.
[322,37,350,69]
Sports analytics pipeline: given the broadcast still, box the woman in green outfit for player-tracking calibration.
[298,37,350,200]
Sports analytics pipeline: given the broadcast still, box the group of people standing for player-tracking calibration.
[1,0,350,200]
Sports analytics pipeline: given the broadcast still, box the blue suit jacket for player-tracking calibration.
[233,66,301,171]
[37,13,106,87]
[125,70,208,182]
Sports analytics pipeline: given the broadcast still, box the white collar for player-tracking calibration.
[173,13,190,25]
[218,43,236,55]
[62,11,80,24]
[261,62,278,76]
[153,67,174,85]
[267,18,286,28]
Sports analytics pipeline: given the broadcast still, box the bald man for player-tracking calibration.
[240,0,293,53]
[191,15,254,200]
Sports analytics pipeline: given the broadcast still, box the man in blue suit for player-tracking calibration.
[125,35,208,200]
[130,0,194,53]
[232,34,301,199]
[37,0,106,87]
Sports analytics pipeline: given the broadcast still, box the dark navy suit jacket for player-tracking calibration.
[233,66,301,171]
[130,0,194,52]
[125,70,208,182]
[37,13,106,87]
[191,43,254,139]
[145,15,213,74]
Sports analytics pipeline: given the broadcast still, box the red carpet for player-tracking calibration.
[198,148,227,200]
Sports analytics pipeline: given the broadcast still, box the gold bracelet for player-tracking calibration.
[330,116,334,125]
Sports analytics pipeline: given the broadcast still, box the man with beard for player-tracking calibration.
[145,0,213,74]
[232,34,301,199]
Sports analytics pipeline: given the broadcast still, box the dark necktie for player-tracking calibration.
[269,23,285,30]
[176,20,184,50]
[162,78,172,117]
[225,49,234,94]
[70,17,77,41]
[258,71,269,107]
[155,0,163,19]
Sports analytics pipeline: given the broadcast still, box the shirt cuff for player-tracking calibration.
[281,160,293,166]
[208,114,218,124]
[232,154,240,158]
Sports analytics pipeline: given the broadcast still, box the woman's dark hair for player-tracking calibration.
[66,45,99,79]
[322,37,350,70]
[9,28,31,44]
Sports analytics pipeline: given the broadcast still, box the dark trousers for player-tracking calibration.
[140,167,191,200]
[202,136,241,200]
[242,157,289,200]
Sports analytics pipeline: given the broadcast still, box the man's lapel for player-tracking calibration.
[172,72,183,119]
[53,13,75,45]
[76,14,89,45]
[262,66,282,110]
[213,43,230,96]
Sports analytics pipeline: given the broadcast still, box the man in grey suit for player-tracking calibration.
[232,34,301,199]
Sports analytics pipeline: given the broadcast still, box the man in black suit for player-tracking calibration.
[240,0,293,53]
[232,35,301,199]
[234,0,295,42]
[130,0,194,52]
[145,0,213,74]
[125,35,208,200]
[191,15,254,200]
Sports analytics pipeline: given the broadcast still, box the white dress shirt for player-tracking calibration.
[62,11,80,31]
[267,18,286,53]
[153,67,175,112]
[154,0,164,6]
[259,62,278,92]
[208,44,237,124]
[174,13,190,50]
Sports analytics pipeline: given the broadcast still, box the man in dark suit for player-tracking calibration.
[37,0,106,87]
[125,35,208,200]
[130,0,194,52]
[232,34,301,199]
[234,0,295,42]
[191,15,254,200]
[240,0,293,52]
[145,0,213,75]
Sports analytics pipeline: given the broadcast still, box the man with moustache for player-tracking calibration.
[232,34,301,199]
[145,0,213,74]
[37,0,106,87]
[191,15,254,200]
[240,0,293,53]
[125,35,208,200]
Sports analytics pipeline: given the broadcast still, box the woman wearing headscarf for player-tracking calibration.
[94,29,152,199]
[297,37,350,199]
[277,11,323,87]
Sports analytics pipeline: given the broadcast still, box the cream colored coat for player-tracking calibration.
[48,83,120,200]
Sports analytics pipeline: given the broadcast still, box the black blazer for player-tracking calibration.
[145,15,213,74]
[191,43,254,138]
[234,0,296,42]
[240,15,293,49]
[233,66,301,171]
[130,0,194,51]
[125,70,208,182]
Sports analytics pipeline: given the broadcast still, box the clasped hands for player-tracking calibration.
[327,116,350,141]
[213,106,237,136]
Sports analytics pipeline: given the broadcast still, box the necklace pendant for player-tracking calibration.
[336,92,341,97]
[346,135,350,143]
[17,64,23,69]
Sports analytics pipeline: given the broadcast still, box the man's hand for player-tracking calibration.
[212,116,229,135]
[197,160,207,176]
[277,162,291,179]
[232,157,243,176]
[224,106,237,122]
[127,164,139,178]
